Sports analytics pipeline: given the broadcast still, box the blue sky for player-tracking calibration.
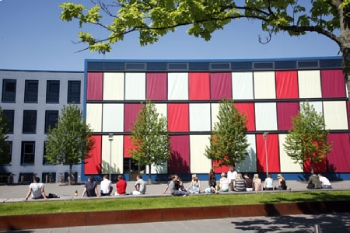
[0,0,341,71]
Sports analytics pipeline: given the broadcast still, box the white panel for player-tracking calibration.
[211,103,220,130]
[232,72,253,100]
[168,73,188,100]
[102,104,124,132]
[190,103,211,131]
[236,135,257,172]
[255,103,278,131]
[323,101,348,130]
[298,70,322,98]
[305,101,323,115]
[155,103,167,119]
[279,134,303,172]
[190,135,212,173]
[125,73,145,100]
[254,71,276,99]
[102,135,124,174]
[86,104,102,132]
[146,163,168,174]
[103,73,124,100]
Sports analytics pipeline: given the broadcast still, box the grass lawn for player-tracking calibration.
[1,190,350,216]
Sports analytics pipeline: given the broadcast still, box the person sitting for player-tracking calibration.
[24,176,49,201]
[307,174,322,189]
[275,174,287,190]
[130,174,146,195]
[263,174,274,190]
[115,175,127,195]
[100,175,113,196]
[252,174,262,191]
[187,174,201,194]
[169,175,187,196]
[81,176,100,198]
[218,173,229,192]
[233,173,246,192]
[208,168,217,191]
[318,174,332,189]
[244,173,253,191]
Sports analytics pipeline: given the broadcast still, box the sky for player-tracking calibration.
[0,0,342,72]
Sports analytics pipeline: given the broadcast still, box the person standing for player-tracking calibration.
[100,175,113,196]
[227,165,237,191]
[115,175,127,195]
[130,174,146,195]
[81,176,100,197]
[24,177,48,201]
[318,174,332,189]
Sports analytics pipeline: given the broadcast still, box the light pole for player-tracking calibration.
[263,132,269,177]
[108,133,113,180]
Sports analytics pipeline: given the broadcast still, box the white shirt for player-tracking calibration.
[100,178,112,194]
[29,182,44,199]
[227,170,237,182]
[319,176,331,186]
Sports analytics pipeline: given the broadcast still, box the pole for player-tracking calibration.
[109,133,113,180]
[263,132,269,177]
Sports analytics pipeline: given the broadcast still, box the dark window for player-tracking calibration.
[67,81,81,104]
[46,80,60,103]
[45,110,58,133]
[22,110,37,133]
[1,79,16,102]
[8,141,12,165]
[3,110,14,133]
[21,141,35,165]
[24,80,38,103]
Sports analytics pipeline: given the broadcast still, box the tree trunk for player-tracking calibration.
[69,164,73,185]
[148,164,152,184]
[342,48,350,99]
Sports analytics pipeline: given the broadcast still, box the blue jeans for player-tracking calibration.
[322,185,332,189]
[173,190,187,196]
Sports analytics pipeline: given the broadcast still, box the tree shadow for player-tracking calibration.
[168,150,190,181]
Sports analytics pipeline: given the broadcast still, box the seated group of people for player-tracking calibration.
[307,173,332,189]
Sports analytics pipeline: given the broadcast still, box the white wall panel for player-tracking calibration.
[125,73,145,100]
[102,104,124,132]
[255,103,278,131]
[232,72,253,100]
[323,101,348,130]
[102,135,124,174]
[211,103,220,130]
[190,135,212,173]
[236,134,257,172]
[86,104,102,132]
[190,103,211,131]
[298,70,322,98]
[146,163,168,174]
[168,73,188,100]
[305,101,323,115]
[155,103,167,119]
[279,134,303,172]
[254,71,276,99]
[103,73,124,100]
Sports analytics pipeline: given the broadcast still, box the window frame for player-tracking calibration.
[46,80,60,103]
[1,79,16,103]
[22,110,37,133]
[44,110,59,133]
[24,80,39,103]
[3,110,14,134]
[67,80,81,104]
[21,141,35,165]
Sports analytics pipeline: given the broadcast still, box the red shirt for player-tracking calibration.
[116,179,127,194]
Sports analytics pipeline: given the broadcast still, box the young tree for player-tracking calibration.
[60,1,350,97]
[284,102,332,173]
[0,108,11,165]
[129,100,171,184]
[45,104,94,185]
[205,99,249,168]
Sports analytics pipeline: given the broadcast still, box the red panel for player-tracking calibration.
[146,73,167,100]
[303,157,327,173]
[210,73,232,100]
[124,104,142,132]
[189,73,210,100]
[327,134,350,172]
[256,134,280,173]
[321,70,346,98]
[348,102,350,130]
[168,104,189,132]
[168,136,190,174]
[212,161,229,174]
[234,103,255,131]
[123,135,134,158]
[87,73,103,100]
[277,102,299,130]
[84,135,101,174]
[276,71,299,99]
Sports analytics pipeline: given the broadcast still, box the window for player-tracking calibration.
[1,141,12,165]
[24,80,38,103]
[46,80,60,103]
[22,110,37,133]
[45,110,58,133]
[21,141,35,165]
[3,110,14,133]
[67,81,81,104]
[1,79,16,102]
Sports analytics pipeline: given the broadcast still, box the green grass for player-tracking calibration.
[1,190,350,216]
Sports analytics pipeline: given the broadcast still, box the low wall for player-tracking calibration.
[1,201,349,231]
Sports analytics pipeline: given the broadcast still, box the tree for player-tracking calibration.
[283,102,332,173]
[129,100,171,184]
[205,99,249,168]
[60,1,350,98]
[45,104,94,185]
[0,108,11,165]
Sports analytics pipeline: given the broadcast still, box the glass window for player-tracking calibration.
[24,80,38,103]
[3,110,14,133]
[46,80,60,103]
[45,110,58,133]
[1,79,16,102]
[22,110,37,133]
[21,141,35,165]
[67,81,81,104]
